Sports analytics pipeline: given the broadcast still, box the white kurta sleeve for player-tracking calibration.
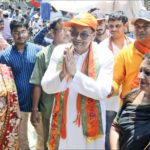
[41,44,68,94]
[68,49,114,100]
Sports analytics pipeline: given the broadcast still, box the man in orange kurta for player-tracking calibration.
[110,9,150,101]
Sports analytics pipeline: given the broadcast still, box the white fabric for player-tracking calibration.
[99,37,134,112]
[41,42,114,149]
[2,18,12,40]
[47,1,144,18]
[32,20,42,35]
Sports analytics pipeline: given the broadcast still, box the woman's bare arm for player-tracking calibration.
[110,125,120,150]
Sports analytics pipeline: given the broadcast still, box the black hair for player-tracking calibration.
[143,52,150,61]
[37,8,40,12]
[20,17,26,24]
[108,11,128,24]
[3,15,9,18]
[8,5,12,9]
[10,20,28,32]
[123,88,141,104]
[88,8,100,13]
[0,18,4,23]
[50,17,67,30]
[90,27,95,32]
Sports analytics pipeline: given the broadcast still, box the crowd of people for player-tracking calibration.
[0,2,150,150]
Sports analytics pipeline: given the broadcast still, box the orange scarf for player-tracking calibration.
[48,43,103,150]
[130,40,150,89]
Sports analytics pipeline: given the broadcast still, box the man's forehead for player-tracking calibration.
[13,27,27,31]
[108,20,123,25]
[98,20,105,23]
[71,25,92,32]
[108,20,125,26]
[55,22,63,28]
[134,19,150,25]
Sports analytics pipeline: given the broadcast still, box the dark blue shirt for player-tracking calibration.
[0,42,42,112]
[33,26,53,46]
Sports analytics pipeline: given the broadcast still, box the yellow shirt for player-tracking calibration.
[113,42,144,100]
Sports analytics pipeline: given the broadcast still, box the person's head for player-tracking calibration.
[131,9,150,42]
[34,15,39,22]
[0,9,3,18]
[20,17,25,24]
[0,18,4,31]
[138,52,150,93]
[64,12,97,54]
[0,3,3,9]
[8,5,12,10]
[50,17,70,46]
[18,6,21,10]
[90,9,106,37]
[66,12,74,19]
[36,8,40,16]
[15,9,19,15]
[3,11,9,18]
[10,20,28,45]
[27,7,31,14]
[108,11,128,39]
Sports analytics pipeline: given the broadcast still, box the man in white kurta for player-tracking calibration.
[41,13,114,150]
[99,11,134,150]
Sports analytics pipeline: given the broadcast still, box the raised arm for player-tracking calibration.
[41,45,69,94]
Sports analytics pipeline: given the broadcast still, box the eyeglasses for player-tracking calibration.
[134,25,150,30]
[71,30,91,40]
[13,30,27,36]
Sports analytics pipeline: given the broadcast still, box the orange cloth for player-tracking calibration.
[112,41,148,101]
[129,40,150,89]
[63,12,97,31]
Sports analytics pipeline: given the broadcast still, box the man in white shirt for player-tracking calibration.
[99,11,134,150]
[100,11,134,57]
[2,11,12,42]
[41,12,114,150]
[31,15,43,36]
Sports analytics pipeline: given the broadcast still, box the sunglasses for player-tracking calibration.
[71,30,91,40]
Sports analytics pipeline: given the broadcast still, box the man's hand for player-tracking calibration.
[46,23,51,30]
[30,110,40,127]
[64,49,76,77]
[108,86,114,97]
[59,50,68,81]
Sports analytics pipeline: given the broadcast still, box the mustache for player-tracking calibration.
[97,29,103,31]
[137,31,145,34]
[17,38,25,40]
